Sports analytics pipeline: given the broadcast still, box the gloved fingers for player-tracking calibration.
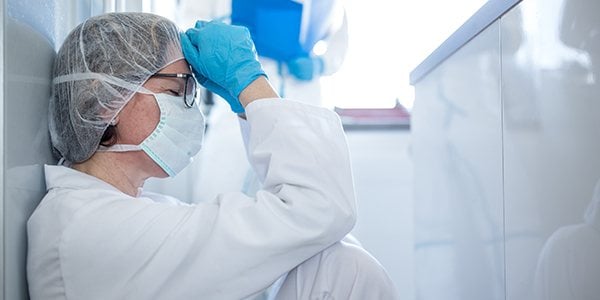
[201,78,226,97]
[193,72,209,86]
[180,32,199,61]
[202,79,244,113]
[184,27,202,46]
[230,102,245,114]
[207,83,243,112]
[195,20,208,29]
[192,20,226,34]
[181,31,214,84]
[181,32,212,82]
[180,20,263,113]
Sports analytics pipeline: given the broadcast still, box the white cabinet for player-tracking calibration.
[412,0,600,299]
[412,19,504,300]
[502,1,600,299]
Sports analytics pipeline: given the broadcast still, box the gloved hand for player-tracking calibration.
[181,20,266,113]
[286,56,324,81]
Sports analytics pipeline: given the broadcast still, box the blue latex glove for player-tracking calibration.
[181,20,266,113]
[286,56,324,81]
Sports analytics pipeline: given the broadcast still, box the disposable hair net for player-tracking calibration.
[50,12,184,163]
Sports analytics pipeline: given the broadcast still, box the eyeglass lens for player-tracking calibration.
[185,75,197,107]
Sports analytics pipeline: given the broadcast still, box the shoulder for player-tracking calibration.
[140,190,189,205]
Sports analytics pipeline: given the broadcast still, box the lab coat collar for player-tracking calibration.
[44,164,122,193]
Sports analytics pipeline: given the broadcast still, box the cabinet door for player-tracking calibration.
[412,20,504,300]
[502,1,600,299]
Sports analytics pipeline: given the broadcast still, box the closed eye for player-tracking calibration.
[167,89,183,96]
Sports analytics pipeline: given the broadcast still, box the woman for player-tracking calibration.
[27,12,398,299]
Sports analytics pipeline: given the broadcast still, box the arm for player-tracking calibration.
[202,99,357,297]
[173,20,355,297]
[237,76,279,119]
[60,100,356,299]
[239,76,279,106]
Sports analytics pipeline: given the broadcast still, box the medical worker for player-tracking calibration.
[27,12,399,299]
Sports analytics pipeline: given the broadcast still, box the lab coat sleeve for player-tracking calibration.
[58,99,357,299]
[205,98,357,296]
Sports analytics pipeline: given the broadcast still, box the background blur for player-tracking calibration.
[1,1,488,299]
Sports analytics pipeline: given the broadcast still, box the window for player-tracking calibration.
[321,0,488,110]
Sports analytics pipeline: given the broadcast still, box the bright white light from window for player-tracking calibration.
[321,0,488,109]
[148,0,177,20]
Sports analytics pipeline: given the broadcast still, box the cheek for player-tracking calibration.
[118,94,161,144]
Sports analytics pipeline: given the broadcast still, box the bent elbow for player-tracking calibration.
[333,196,357,236]
[314,190,357,244]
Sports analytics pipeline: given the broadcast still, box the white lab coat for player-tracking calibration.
[27,99,357,300]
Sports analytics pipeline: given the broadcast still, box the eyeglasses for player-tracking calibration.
[151,73,197,108]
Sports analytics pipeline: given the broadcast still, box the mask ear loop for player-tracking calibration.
[57,157,72,167]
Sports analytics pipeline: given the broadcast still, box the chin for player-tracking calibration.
[156,171,169,178]
[149,166,170,179]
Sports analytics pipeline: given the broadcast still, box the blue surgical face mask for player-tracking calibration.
[99,91,205,177]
